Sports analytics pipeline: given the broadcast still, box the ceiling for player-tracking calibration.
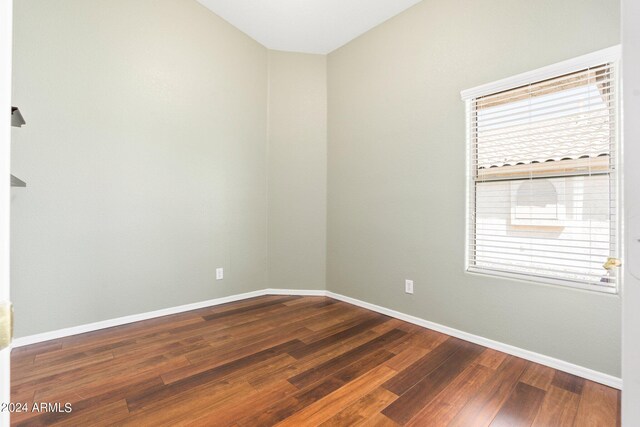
[196,0,423,54]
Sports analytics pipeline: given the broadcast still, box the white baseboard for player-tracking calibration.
[11,288,622,390]
[11,289,269,348]
[325,291,622,390]
[265,288,327,296]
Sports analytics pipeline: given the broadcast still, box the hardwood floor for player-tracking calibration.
[10,295,620,426]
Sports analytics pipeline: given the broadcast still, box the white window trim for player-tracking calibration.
[461,45,621,101]
[461,45,622,294]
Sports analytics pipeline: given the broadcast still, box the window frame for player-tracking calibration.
[462,46,622,294]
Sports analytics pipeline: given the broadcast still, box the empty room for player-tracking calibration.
[1,0,639,425]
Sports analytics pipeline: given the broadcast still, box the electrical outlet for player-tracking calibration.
[405,279,414,294]
[216,267,224,280]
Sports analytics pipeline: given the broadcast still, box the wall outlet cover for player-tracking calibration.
[216,268,224,280]
[405,279,414,294]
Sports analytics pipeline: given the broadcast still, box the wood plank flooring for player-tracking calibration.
[10,295,620,426]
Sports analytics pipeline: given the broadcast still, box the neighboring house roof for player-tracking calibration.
[474,64,613,172]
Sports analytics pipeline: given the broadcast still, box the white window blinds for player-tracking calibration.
[463,50,620,293]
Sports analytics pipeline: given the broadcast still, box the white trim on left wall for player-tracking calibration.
[12,288,622,390]
[11,289,324,348]
[12,289,267,347]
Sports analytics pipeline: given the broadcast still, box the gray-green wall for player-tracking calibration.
[326,0,621,376]
[11,0,621,379]
[267,51,327,291]
[11,0,271,337]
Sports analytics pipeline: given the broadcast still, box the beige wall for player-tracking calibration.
[267,51,327,290]
[327,0,621,376]
[11,0,269,336]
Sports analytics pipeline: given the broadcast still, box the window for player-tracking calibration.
[461,47,621,293]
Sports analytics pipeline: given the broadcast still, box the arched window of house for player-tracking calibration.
[515,179,558,221]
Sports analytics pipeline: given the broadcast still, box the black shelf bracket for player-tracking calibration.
[10,175,26,188]
[11,106,25,128]
[10,106,27,187]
